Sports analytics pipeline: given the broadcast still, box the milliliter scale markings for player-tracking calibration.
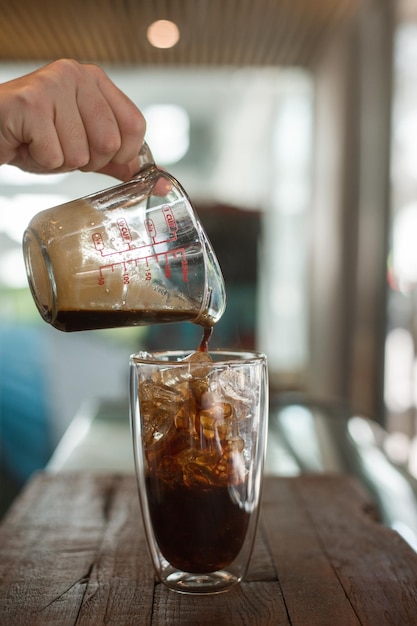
[97,247,189,286]
[92,204,188,285]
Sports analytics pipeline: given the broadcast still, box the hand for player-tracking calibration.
[0,59,146,180]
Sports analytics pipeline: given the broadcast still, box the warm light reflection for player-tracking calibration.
[146,20,180,49]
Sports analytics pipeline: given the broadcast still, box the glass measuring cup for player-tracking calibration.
[23,143,226,332]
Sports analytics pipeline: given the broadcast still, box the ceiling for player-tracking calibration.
[0,0,360,68]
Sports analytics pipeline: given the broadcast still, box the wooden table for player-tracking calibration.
[1,472,417,625]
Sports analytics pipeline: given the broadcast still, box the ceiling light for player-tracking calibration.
[146,20,180,49]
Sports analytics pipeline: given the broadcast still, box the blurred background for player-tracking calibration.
[1,0,417,524]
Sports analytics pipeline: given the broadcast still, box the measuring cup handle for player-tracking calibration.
[137,142,155,172]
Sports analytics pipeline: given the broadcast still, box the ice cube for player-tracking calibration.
[213,369,256,421]
[174,394,197,433]
[183,462,214,487]
[140,375,191,451]
[199,402,233,441]
[159,364,190,388]
[183,350,213,378]
[213,447,247,486]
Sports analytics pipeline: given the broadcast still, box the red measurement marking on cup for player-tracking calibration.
[92,205,178,259]
[163,253,171,278]
[145,218,156,239]
[173,248,189,283]
[117,218,132,244]
[145,259,152,281]
[92,232,104,252]
[97,246,188,286]
[163,205,178,235]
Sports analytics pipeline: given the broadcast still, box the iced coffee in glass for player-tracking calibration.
[130,349,268,594]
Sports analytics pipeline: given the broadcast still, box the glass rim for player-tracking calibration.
[130,349,267,366]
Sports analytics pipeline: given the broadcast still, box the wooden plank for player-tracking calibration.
[244,520,277,582]
[151,581,289,626]
[262,476,361,626]
[148,490,290,625]
[262,475,417,625]
[74,474,154,626]
[0,472,289,626]
[0,473,154,626]
[294,474,417,625]
[2,472,417,625]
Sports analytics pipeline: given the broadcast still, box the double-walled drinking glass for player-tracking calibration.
[130,350,268,594]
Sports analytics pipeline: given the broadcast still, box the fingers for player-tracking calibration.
[0,70,67,171]
[95,68,146,168]
[97,157,142,182]
[0,59,146,178]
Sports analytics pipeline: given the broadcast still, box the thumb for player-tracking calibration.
[97,156,141,181]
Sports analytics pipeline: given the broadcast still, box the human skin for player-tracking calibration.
[0,58,146,181]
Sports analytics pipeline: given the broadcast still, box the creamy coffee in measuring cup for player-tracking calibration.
[23,143,226,332]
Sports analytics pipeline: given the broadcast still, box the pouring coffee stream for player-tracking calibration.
[23,142,226,347]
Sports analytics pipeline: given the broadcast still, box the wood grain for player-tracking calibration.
[0,472,416,625]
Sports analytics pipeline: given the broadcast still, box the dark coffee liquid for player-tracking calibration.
[53,309,206,332]
[198,325,213,352]
[53,308,214,356]
[145,476,249,573]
